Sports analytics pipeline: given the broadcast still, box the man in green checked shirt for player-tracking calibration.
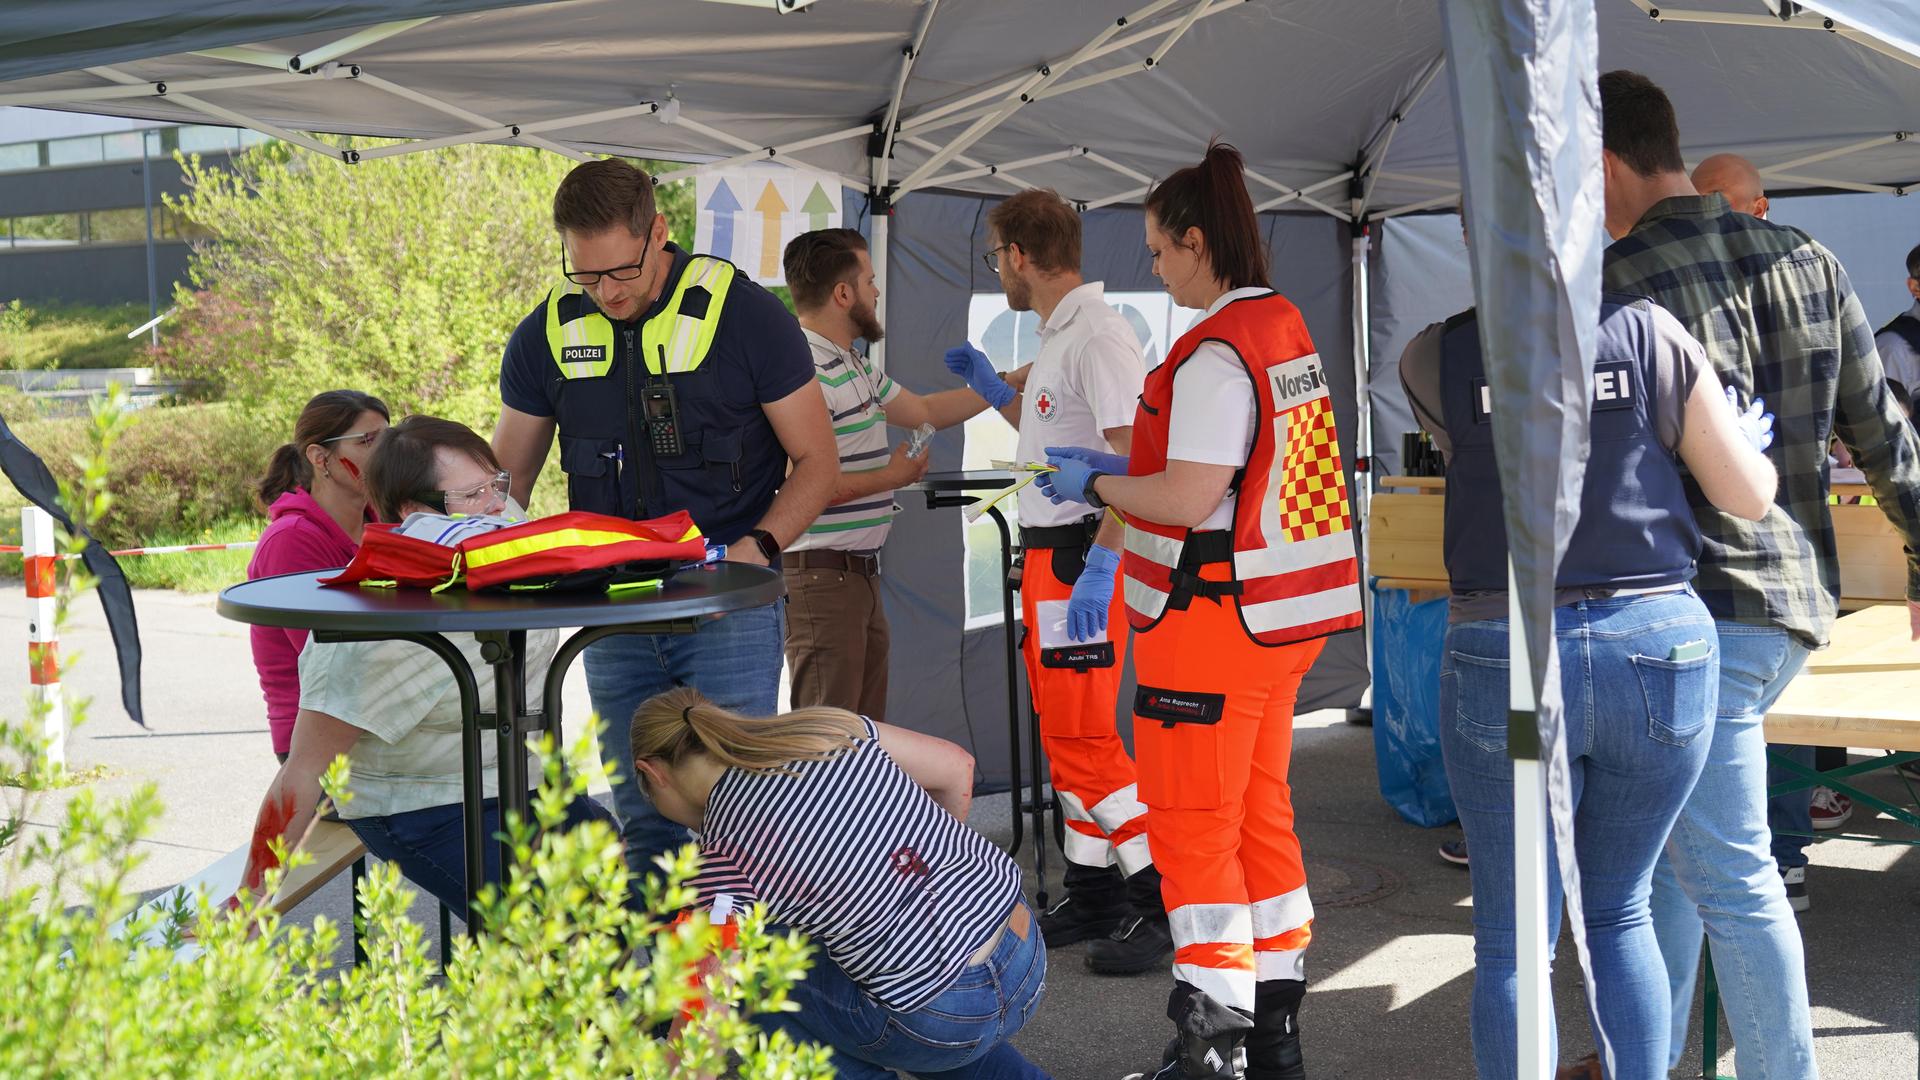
[1601,70,1920,1079]
[779,228,1002,720]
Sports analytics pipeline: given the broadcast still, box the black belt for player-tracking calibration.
[1167,530,1241,610]
[1019,518,1098,552]
[782,549,881,576]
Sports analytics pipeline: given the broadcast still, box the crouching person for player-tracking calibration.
[236,415,620,915]
[630,688,1051,1079]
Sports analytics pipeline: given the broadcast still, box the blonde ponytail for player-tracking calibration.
[630,687,864,776]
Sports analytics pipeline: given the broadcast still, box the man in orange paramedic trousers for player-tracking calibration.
[1042,143,1361,1080]
[944,188,1169,973]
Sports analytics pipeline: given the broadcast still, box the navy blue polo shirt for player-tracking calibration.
[499,243,813,544]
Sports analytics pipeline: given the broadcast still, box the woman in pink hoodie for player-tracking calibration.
[247,390,390,761]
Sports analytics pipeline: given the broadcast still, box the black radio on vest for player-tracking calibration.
[644,345,685,457]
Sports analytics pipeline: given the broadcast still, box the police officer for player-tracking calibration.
[493,159,837,874]
[946,188,1168,975]
[1398,286,1778,1077]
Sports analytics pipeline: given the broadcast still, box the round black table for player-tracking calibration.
[901,470,1055,908]
[218,562,784,929]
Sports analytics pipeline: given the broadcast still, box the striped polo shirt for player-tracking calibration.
[688,717,1024,1012]
[790,328,903,552]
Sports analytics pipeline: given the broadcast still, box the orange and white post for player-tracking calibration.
[22,507,64,768]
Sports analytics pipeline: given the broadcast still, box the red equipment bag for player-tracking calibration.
[320,510,708,593]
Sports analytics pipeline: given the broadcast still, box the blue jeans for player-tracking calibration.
[585,602,784,875]
[753,904,1049,1079]
[1766,743,1817,869]
[347,794,619,915]
[1648,622,1816,1078]
[1440,591,1716,1080]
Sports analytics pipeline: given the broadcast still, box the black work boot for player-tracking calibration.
[1087,911,1175,974]
[1246,979,1306,1080]
[1088,866,1173,973]
[1124,983,1254,1078]
[1040,862,1129,947]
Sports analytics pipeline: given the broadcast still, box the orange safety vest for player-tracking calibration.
[1120,292,1362,646]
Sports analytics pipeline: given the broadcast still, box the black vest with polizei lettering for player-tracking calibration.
[1437,294,1701,595]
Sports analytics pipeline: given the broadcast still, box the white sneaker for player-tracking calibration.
[1780,865,1810,913]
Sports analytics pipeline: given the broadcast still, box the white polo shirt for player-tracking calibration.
[1014,281,1147,528]
[1166,287,1269,531]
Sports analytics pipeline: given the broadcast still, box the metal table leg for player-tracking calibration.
[984,505,1049,910]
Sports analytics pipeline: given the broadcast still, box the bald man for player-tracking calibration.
[1692,153,1770,219]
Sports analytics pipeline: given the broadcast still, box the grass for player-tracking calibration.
[112,517,262,592]
[0,515,263,594]
[0,301,155,371]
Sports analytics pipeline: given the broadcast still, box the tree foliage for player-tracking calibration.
[157,142,695,429]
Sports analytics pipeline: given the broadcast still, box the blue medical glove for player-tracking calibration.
[1067,544,1121,642]
[1037,451,1104,505]
[1727,386,1774,452]
[944,342,1016,409]
[1046,444,1128,476]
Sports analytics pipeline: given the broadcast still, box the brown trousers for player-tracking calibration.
[782,565,890,720]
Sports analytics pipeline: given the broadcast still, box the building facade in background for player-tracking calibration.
[0,108,262,307]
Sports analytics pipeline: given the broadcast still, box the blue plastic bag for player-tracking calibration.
[1370,581,1457,827]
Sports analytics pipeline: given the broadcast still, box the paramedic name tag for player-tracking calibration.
[1036,599,1115,669]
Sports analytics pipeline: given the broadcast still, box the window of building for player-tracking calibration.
[6,213,83,248]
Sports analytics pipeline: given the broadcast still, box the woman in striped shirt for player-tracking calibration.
[630,688,1048,1080]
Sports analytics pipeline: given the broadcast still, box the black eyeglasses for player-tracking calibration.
[562,241,650,286]
[319,430,382,448]
[982,243,1014,275]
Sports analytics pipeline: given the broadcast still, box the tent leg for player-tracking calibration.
[1508,563,1553,1080]
[1351,224,1375,680]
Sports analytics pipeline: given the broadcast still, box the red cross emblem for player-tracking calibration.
[1034,387,1058,422]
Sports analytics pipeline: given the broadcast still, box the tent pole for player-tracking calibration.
[901,136,1035,192]
[869,135,890,370]
[1507,561,1553,1080]
[651,123,875,184]
[1375,190,1463,219]
[84,66,349,161]
[917,146,1089,192]
[353,72,592,161]
[1349,215,1374,677]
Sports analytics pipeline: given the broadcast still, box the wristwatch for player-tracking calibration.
[1083,471,1110,511]
[747,528,782,564]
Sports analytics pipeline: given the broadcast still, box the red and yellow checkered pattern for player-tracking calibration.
[1276,398,1352,543]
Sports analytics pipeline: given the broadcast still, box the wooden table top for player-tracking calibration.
[1765,604,1920,751]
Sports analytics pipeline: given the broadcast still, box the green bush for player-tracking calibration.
[0,395,834,1078]
[0,401,276,549]
[156,142,695,431]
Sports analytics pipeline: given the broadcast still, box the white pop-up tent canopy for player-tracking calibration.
[4,1,1916,760]
[6,1,1917,1072]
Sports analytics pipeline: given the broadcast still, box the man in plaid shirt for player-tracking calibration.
[1601,70,1920,1078]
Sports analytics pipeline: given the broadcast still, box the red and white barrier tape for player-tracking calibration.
[0,540,257,560]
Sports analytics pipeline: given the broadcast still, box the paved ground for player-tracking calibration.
[4,588,1916,1078]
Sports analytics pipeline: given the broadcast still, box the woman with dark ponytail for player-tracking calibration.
[246,390,389,761]
[1038,142,1363,1080]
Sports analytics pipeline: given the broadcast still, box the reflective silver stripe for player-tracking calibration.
[1114,831,1153,877]
[1167,902,1252,950]
[1057,789,1099,825]
[1172,962,1256,1013]
[1250,884,1314,940]
[1239,585,1363,636]
[1087,783,1149,834]
[1254,947,1307,983]
[1124,575,1170,621]
[1124,525,1184,568]
[1232,530,1359,581]
[1063,827,1117,868]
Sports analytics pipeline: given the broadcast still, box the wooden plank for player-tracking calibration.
[1375,475,1446,491]
[110,819,366,962]
[1765,604,1920,751]
[1833,502,1906,603]
[1367,492,1448,582]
